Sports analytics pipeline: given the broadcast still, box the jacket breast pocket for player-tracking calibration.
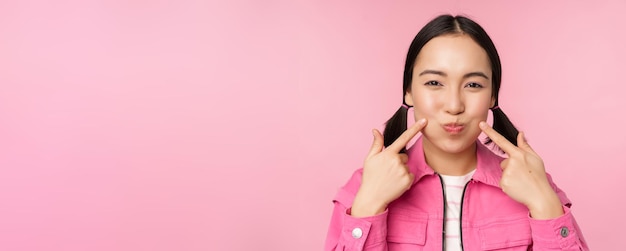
[386,209,428,246]
[479,216,532,250]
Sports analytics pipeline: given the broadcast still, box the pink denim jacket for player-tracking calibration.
[325,137,588,250]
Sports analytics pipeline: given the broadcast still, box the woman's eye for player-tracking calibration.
[425,81,442,86]
[466,82,483,88]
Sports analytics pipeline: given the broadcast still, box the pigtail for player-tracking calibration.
[383,105,409,153]
[485,107,519,147]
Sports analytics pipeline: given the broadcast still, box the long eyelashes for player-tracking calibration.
[466,82,483,88]
[425,80,442,86]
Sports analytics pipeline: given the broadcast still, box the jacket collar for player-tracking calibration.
[407,136,504,188]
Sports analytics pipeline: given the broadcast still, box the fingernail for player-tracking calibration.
[417,118,426,125]
[521,132,528,142]
[479,122,487,129]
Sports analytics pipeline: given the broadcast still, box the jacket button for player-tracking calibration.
[560,227,569,237]
[351,228,363,239]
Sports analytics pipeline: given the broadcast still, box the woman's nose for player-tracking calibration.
[444,90,464,115]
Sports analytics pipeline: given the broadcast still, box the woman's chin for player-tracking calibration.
[423,135,476,154]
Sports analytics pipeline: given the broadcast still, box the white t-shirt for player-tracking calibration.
[440,170,476,251]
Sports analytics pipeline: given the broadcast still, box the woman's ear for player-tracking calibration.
[490,97,496,108]
[404,91,414,106]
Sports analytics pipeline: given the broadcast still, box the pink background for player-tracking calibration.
[0,0,623,250]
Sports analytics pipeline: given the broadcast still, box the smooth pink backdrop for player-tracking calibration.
[1,0,623,250]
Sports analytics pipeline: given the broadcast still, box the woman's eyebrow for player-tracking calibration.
[418,69,446,77]
[464,72,489,80]
[418,70,489,80]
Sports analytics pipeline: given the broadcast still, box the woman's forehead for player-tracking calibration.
[414,34,492,76]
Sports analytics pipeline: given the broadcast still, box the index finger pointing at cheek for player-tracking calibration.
[479,121,517,154]
[387,118,428,153]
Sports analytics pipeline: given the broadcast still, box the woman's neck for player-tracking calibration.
[422,138,477,176]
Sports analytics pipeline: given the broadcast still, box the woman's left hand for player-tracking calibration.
[479,121,564,219]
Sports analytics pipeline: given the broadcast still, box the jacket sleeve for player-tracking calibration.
[528,174,589,251]
[324,170,390,251]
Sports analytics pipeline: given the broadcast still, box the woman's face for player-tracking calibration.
[405,34,495,154]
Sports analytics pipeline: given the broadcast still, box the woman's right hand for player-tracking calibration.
[351,118,427,217]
